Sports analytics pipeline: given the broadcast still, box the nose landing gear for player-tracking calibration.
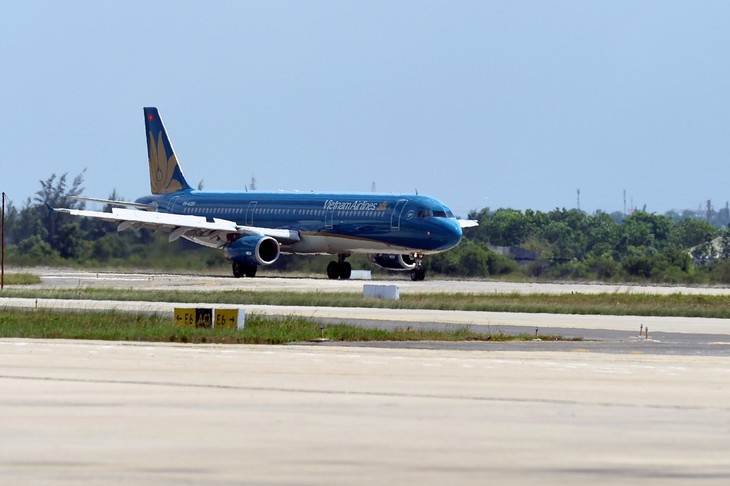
[410,253,426,281]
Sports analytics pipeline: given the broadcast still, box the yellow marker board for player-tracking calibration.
[173,308,197,328]
[174,308,245,330]
[215,309,241,329]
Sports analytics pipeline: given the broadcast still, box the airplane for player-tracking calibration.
[56,107,477,281]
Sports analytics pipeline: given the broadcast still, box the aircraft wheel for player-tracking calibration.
[327,261,340,279]
[339,262,352,280]
[232,262,245,278]
[410,269,426,281]
[244,265,257,278]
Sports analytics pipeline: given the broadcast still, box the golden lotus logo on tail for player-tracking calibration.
[148,131,183,195]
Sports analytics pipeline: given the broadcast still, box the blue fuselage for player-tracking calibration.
[137,190,463,255]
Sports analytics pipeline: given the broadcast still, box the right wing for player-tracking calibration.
[457,219,479,229]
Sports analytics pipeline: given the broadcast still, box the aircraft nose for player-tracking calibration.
[447,220,463,247]
[433,219,463,251]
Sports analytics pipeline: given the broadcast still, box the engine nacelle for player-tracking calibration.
[224,235,280,266]
[368,253,416,271]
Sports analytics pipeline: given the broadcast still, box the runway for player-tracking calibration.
[2,270,730,483]
[30,268,730,295]
[1,339,729,485]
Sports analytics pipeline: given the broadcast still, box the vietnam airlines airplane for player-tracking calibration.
[57,107,477,281]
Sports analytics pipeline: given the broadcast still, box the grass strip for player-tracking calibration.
[3,287,730,318]
[0,309,559,344]
[1,274,41,285]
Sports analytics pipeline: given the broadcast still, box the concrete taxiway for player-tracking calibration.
[1,339,729,485]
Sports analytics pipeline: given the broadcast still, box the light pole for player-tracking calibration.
[1,192,5,290]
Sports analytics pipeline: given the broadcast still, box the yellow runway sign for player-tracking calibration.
[174,308,244,330]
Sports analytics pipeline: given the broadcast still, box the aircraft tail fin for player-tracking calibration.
[143,107,191,195]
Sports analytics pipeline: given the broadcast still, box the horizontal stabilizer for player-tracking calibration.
[72,196,157,211]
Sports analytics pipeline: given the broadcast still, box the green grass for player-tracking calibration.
[4,287,730,318]
[1,273,41,285]
[0,309,557,344]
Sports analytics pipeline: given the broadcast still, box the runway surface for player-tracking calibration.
[3,269,730,483]
[29,268,730,295]
[1,339,729,485]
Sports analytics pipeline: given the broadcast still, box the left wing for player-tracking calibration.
[54,207,300,248]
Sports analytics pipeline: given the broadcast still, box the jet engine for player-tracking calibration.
[368,253,416,271]
[224,235,280,266]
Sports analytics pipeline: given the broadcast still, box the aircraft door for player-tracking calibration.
[325,204,334,229]
[245,201,257,226]
[390,199,408,230]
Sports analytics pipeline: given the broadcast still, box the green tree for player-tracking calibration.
[585,252,621,279]
[54,222,84,259]
[481,209,531,246]
[585,212,620,256]
[668,219,718,249]
[621,212,672,250]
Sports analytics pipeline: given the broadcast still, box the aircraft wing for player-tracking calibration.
[457,219,479,229]
[55,207,300,247]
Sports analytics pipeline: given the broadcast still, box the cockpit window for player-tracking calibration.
[417,207,454,218]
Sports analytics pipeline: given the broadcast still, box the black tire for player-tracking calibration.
[232,262,245,278]
[327,261,339,279]
[411,269,426,281]
[339,262,352,280]
[244,265,257,278]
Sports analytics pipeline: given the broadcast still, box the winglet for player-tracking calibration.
[143,107,191,195]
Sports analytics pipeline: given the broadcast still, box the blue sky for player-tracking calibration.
[2,1,729,218]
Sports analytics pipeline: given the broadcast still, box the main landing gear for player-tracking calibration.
[327,253,352,280]
[410,253,426,281]
[232,262,257,278]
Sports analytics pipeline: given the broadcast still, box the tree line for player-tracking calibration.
[4,172,730,283]
[428,207,730,283]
